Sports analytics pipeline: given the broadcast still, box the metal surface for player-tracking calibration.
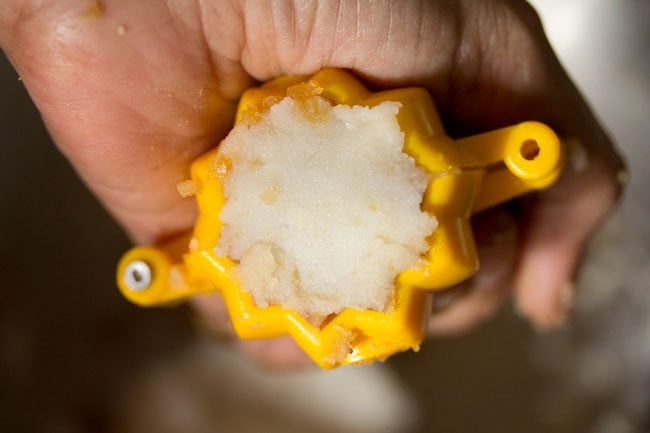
[123,260,152,292]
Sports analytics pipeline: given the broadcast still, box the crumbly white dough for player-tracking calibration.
[216,96,436,319]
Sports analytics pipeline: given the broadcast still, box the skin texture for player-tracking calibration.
[0,0,625,367]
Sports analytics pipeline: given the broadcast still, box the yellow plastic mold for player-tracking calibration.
[117,68,563,368]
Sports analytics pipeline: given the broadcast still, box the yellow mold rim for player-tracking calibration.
[117,68,563,368]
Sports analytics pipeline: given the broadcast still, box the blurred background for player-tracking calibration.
[1,1,649,432]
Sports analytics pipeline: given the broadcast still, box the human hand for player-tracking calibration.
[1,0,624,367]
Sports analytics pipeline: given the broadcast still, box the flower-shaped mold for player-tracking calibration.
[117,68,563,368]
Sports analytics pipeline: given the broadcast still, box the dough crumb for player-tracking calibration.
[177,180,196,198]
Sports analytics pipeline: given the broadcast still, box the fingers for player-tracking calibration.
[429,208,517,335]
[222,1,461,90]
[514,145,625,330]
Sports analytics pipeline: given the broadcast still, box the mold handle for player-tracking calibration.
[456,121,563,213]
[116,235,215,307]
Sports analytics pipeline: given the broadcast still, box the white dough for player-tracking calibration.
[216,96,436,319]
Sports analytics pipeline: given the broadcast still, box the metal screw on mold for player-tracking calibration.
[124,260,152,291]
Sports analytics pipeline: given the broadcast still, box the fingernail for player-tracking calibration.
[432,285,469,313]
[533,281,575,333]
[567,138,589,174]
[559,281,576,311]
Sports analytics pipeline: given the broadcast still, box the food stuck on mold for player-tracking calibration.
[215,91,437,321]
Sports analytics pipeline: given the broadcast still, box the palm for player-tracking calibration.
[1,0,623,364]
[2,0,249,242]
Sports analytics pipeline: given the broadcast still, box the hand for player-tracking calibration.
[1,0,624,367]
